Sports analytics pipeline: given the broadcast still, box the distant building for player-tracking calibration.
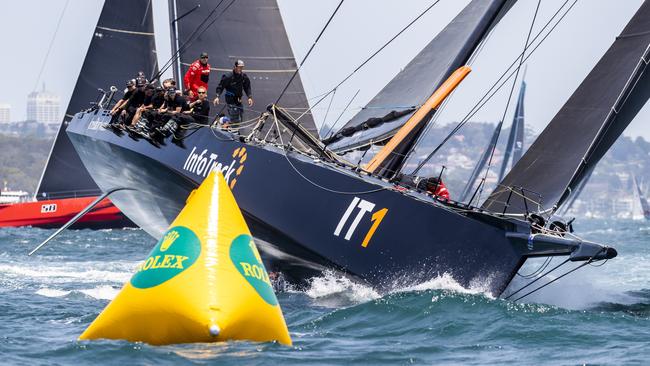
[0,104,10,123]
[26,85,60,124]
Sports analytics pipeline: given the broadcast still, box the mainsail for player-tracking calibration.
[483,2,650,215]
[168,0,317,136]
[497,79,526,183]
[325,0,515,153]
[35,0,157,200]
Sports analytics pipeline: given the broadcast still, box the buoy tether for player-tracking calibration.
[79,171,292,346]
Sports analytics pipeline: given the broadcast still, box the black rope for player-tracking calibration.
[300,0,443,135]
[275,0,345,105]
[411,0,578,175]
[511,260,592,302]
[516,256,552,279]
[504,258,570,300]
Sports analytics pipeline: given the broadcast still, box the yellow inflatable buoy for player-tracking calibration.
[79,171,291,346]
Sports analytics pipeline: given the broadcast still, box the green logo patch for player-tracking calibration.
[229,234,278,306]
[131,226,201,289]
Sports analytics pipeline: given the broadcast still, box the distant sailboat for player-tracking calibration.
[633,175,650,220]
[460,77,527,204]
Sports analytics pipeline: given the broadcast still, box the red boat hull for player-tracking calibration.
[0,197,135,229]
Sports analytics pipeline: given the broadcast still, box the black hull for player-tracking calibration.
[66,111,570,295]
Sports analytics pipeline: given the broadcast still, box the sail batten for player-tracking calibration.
[35,0,157,200]
[483,2,650,214]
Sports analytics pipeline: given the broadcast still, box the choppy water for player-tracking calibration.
[1,219,649,365]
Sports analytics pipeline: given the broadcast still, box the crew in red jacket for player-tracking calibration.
[418,177,450,200]
[183,52,211,101]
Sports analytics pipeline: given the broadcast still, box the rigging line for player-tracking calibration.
[33,0,70,92]
[477,0,541,202]
[269,109,388,195]
[300,0,444,131]
[168,0,238,77]
[504,258,570,300]
[154,0,233,81]
[155,0,225,80]
[158,0,228,79]
[322,88,338,134]
[457,0,574,126]
[275,0,345,105]
[411,0,577,176]
[323,89,361,140]
[406,1,515,172]
[512,258,600,302]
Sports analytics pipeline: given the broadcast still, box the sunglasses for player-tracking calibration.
[198,91,206,94]
[200,56,208,59]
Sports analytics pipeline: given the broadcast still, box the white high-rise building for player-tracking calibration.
[26,85,60,124]
[0,104,10,123]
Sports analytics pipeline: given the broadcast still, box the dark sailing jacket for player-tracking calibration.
[215,71,252,103]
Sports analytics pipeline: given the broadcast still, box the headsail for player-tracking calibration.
[483,2,650,215]
[168,0,317,137]
[325,0,515,153]
[497,79,526,183]
[36,0,157,200]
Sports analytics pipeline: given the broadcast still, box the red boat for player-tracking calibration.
[0,196,133,229]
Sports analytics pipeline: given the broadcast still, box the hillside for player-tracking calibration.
[0,134,53,193]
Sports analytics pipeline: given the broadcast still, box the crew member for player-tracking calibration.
[185,86,210,124]
[183,52,211,101]
[213,59,253,124]
[152,87,189,139]
[109,79,135,117]
[122,77,148,126]
[418,177,450,200]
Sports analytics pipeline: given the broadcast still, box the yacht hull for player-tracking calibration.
[67,110,532,295]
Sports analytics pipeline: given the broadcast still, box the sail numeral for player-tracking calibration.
[334,197,387,248]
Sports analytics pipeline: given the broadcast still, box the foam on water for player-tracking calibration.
[0,263,134,284]
[79,285,121,300]
[301,271,380,304]
[36,288,71,298]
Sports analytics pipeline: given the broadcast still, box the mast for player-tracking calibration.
[166,0,318,137]
[483,2,650,215]
[35,0,157,201]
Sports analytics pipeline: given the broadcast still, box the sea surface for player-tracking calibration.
[1,218,649,365]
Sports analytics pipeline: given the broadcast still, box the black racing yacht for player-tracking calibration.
[66,0,650,296]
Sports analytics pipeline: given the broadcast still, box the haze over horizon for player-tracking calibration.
[0,0,648,140]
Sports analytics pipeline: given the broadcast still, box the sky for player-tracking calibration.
[0,0,648,140]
